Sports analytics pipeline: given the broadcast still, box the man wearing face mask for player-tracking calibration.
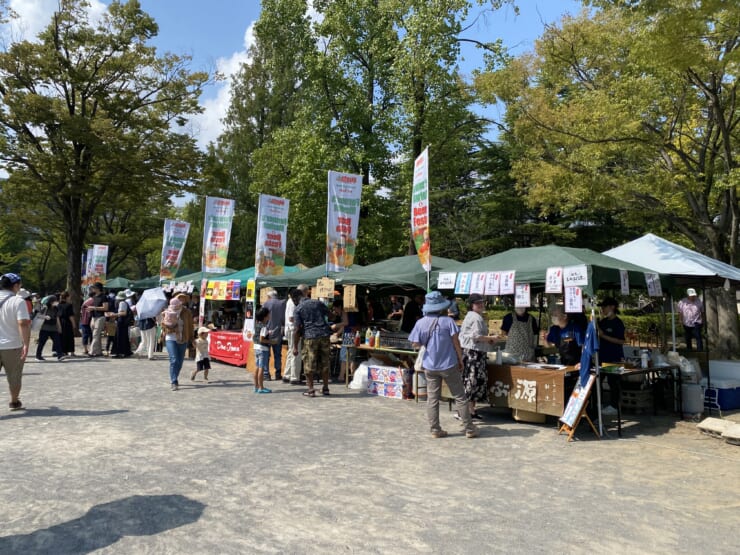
[546,305,585,366]
[500,306,539,362]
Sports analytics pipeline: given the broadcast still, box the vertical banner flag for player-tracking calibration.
[411,147,431,272]
[202,196,236,273]
[255,194,290,277]
[83,247,95,286]
[90,244,109,284]
[327,171,363,272]
[160,219,190,281]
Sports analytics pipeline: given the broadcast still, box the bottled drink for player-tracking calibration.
[369,329,375,348]
[365,328,373,345]
[354,330,361,347]
[375,330,381,348]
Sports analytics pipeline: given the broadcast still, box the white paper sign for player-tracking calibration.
[545,267,563,294]
[454,272,472,295]
[437,272,456,290]
[645,273,662,297]
[500,270,516,295]
[514,283,531,308]
[470,272,486,295]
[620,270,630,295]
[563,265,588,287]
[484,272,500,296]
[564,286,583,313]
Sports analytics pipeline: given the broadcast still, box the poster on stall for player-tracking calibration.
[514,284,531,307]
[243,279,255,341]
[327,171,362,272]
[160,219,190,281]
[202,196,235,273]
[564,286,583,313]
[484,272,500,296]
[470,272,487,295]
[437,272,456,290]
[500,271,516,295]
[315,277,335,299]
[411,147,431,272]
[255,194,290,277]
[559,374,596,428]
[86,244,108,284]
[563,265,589,287]
[454,272,472,295]
[620,270,630,295]
[545,267,563,294]
[645,273,662,297]
[204,280,241,301]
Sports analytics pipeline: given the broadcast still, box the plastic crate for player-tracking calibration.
[620,389,653,413]
[378,331,413,351]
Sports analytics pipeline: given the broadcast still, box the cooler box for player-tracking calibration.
[702,361,740,411]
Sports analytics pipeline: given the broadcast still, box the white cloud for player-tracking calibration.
[5,0,106,42]
[189,21,255,150]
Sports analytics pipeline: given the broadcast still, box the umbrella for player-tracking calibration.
[135,287,168,320]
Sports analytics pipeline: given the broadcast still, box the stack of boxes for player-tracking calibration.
[366,364,405,399]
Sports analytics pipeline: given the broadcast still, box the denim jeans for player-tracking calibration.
[264,341,283,377]
[166,340,187,384]
[255,347,269,372]
[80,324,92,348]
[683,324,703,351]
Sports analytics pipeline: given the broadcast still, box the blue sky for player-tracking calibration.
[6,0,585,148]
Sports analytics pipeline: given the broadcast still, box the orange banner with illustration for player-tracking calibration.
[411,147,431,271]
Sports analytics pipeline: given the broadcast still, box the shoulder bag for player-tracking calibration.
[414,318,439,372]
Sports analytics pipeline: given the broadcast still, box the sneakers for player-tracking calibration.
[453,412,462,421]
[465,426,480,439]
[35,356,44,361]
[170,383,179,391]
[9,400,23,411]
[431,429,448,438]
[257,388,272,394]
[471,412,484,421]
[602,405,618,416]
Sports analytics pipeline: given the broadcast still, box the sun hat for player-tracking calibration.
[115,291,126,300]
[686,288,697,297]
[17,288,31,299]
[197,326,211,335]
[422,290,451,314]
[124,288,135,298]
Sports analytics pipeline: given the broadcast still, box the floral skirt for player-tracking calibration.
[462,348,488,403]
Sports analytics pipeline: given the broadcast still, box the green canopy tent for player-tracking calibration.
[103,276,132,289]
[129,268,233,290]
[221,265,303,286]
[254,264,349,290]
[443,245,671,296]
[335,255,460,293]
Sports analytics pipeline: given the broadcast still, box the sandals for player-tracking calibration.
[321,387,330,396]
[303,390,316,397]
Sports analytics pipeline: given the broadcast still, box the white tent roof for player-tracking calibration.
[604,233,740,285]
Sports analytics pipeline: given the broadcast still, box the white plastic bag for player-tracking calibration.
[414,346,425,372]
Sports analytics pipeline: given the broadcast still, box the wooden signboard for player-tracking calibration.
[558,374,599,441]
[315,277,335,299]
[343,284,358,312]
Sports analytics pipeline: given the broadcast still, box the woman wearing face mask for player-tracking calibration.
[500,306,539,362]
[458,294,498,420]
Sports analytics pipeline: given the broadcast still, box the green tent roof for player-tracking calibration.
[335,255,460,292]
[220,265,302,285]
[255,264,354,290]
[103,276,132,289]
[445,245,671,296]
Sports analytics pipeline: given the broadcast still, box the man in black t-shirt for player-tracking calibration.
[87,282,109,357]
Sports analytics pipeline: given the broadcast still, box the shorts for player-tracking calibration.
[0,348,25,390]
[197,358,211,371]
[302,336,331,377]
[254,348,269,370]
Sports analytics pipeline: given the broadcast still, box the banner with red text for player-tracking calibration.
[255,194,290,277]
[87,244,109,284]
[160,219,190,281]
[202,196,235,273]
[411,147,431,272]
[326,170,363,272]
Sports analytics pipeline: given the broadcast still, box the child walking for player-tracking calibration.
[191,327,212,382]
[253,307,271,394]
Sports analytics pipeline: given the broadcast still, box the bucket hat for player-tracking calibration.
[422,291,451,314]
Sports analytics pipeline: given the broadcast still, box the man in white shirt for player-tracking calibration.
[0,273,31,411]
[282,284,307,384]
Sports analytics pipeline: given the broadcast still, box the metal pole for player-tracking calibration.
[592,305,603,437]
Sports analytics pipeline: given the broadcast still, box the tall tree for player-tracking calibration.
[476,1,740,352]
[0,0,208,308]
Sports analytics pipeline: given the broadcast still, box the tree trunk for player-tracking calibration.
[704,287,739,357]
[65,227,84,323]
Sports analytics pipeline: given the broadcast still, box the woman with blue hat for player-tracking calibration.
[409,291,479,439]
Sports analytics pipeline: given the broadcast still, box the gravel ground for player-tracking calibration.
[0,342,738,554]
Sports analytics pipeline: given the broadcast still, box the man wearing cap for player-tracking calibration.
[284,285,307,384]
[597,297,626,416]
[409,291,479,439]
[678,288,703,351]
[262,289,287,381]
[0,273,31,410]
[86,282,109,357]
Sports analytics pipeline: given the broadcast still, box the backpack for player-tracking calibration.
[162,307,181,329]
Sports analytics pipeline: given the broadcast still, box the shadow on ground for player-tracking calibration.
[0,407,128,421]
[0,494,205,554]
